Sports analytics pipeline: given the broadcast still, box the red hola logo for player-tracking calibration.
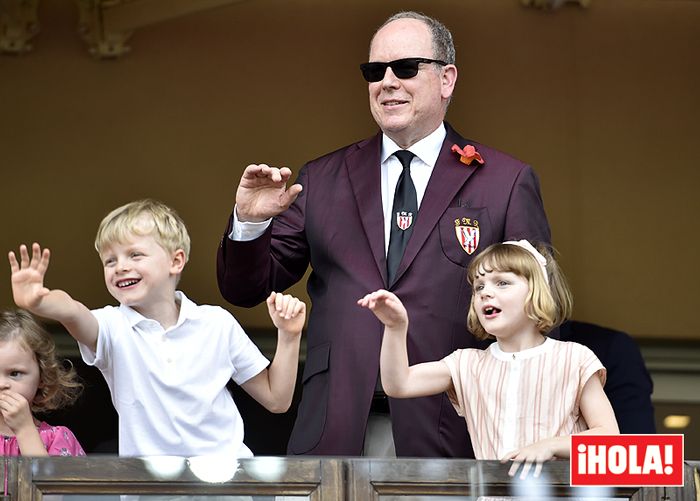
[571,435,684,486]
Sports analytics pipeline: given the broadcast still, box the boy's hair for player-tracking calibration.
[466,242,573,339]
[0,310,83,412]
[94,199,191,261]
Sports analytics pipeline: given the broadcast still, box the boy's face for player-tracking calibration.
[100,232,183,314]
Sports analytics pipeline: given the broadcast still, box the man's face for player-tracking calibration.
[367,18,457,149]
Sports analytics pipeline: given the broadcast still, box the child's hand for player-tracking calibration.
[501,439,557,479]
[357,289,408,329]
[8,243,52,312]
[266,291,306,336]
[0,389,35,434]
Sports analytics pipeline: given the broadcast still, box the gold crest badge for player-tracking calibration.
[454,218,480,255]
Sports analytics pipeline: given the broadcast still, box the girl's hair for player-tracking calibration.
[0,310,83,412]
[466,242,573,339]
[94,198,191,261]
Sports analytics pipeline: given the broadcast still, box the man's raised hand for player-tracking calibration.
[235,164,303,222]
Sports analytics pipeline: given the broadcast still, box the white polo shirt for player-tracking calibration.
[80,291,269,457]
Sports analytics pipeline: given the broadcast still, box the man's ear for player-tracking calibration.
[441,64,458,99]
[170,249,187,274]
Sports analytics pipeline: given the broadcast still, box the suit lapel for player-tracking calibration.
[346,133,388,283]
[391,125,481,286]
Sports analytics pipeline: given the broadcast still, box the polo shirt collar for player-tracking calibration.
[118,290,200,329]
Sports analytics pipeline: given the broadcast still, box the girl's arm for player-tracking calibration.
[502,373,619,479]
[0,391,48,456]
[13,426,48,456]
[9,243,99,352]
[358,290,452,398]
[578,372,620,436]
[240,292,304,413]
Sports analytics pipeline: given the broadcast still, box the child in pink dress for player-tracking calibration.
[358,240,619,478]
[0,310,85,456]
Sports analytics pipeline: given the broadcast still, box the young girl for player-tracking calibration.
[358,240,618,478]
[0,310,85,456]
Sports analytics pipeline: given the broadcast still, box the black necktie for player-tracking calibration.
[386,150,417,285]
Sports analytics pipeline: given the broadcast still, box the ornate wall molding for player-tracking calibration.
[521,0,591,9]
[0,0,40,54]
[77,0,246,58]
[1,0,246,58]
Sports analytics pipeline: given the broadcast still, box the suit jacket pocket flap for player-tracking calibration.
[302,342,330,384]
[439,207,493,267]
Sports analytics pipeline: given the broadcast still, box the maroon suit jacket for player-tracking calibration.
[217,123,551,457]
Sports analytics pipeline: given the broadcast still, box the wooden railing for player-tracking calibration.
[0,456,698,500]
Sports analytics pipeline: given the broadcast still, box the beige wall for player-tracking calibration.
[1,0,698,339]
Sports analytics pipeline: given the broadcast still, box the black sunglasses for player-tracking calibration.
[359,57,448,82]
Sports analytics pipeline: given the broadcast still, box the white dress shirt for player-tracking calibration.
[379,124,445,252]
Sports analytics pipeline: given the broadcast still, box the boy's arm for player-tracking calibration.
[240,292,304,413]
[358,289,452,398]
[9,243,99,352]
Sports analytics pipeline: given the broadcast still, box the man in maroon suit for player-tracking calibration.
[217,11,551,457]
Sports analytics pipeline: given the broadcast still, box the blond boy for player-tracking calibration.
[9,199,305,457]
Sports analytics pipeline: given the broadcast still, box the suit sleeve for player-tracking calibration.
[503,165,551,246]
[604,333,656,434]
[217,166,311,307]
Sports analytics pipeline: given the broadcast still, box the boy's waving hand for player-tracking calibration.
[8,243,52,312]
[8,242,98,350]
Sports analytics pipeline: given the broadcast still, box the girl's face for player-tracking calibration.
[472,268,535,339]
[0,339,41,404]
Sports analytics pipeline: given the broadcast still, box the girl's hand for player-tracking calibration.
[266,292,306,336]
[501,439,558,479]
[357,289,408,329]
[0,390,35,434]
[8,243,52,312]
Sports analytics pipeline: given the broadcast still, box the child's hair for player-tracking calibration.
[466,241,573,339]
[94,198,191,261]
[0,310,83,412]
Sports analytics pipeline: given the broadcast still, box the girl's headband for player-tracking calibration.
[503,240,549,286]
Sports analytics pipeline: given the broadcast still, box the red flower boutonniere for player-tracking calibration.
[451,144,484,166]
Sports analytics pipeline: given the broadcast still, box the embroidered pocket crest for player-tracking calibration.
[454,218,480,255]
